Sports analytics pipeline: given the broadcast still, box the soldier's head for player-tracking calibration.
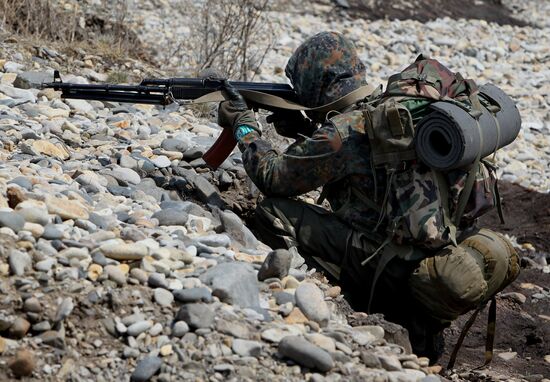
[285,31,366,121]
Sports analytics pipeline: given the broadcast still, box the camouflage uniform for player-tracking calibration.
[234,32,445,357]
[225,32,520,362]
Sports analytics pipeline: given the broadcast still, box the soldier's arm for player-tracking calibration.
[236,124,347,196]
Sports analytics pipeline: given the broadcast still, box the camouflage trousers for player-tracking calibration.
[254,197,446,359]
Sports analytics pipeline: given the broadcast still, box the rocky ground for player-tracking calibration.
[0,0,548,381]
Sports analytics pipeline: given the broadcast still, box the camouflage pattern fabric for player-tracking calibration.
[254,197,444,356]
[233,39,510,361]
[285,31,367,108]
[239,117,388,238]
[448,161,498,224]
[386,161,499,248]
[236,32,387,237]
[387,164,451,249]
[237,58,497,249]
[383,55,478,103]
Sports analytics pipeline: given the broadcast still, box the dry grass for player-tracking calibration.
[106,70,129,84]
[0,0,148,64]
[0,0,80,43]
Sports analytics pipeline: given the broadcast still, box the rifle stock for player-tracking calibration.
[43,71,296,168]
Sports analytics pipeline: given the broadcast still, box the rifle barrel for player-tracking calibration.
[43,75,297,106]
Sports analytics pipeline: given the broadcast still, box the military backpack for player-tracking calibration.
[330,55,521,368]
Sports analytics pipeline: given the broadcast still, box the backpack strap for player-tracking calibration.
[447,296,497,370]
[453,118,484,226]
[481,159,505,224]
[453,161,479,227]
[479,296,497,369]
[433,171,458,246]
[493,176,505,224]
[462,76,484,118]
[362,238,413,312]
[386,100,405,137]
[447,303,481,370]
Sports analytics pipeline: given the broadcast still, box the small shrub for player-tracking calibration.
[169,0,276,81]
[106,70,129,84]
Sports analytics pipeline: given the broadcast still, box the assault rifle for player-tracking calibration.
[43,70,297,168]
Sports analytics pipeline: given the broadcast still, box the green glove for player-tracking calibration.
[266,110,317,139]
[217,80,260,138]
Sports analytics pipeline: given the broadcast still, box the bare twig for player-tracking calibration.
[166,0,276,80]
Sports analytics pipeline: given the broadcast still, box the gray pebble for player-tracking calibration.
[361,351,382,368]
[148,273,168,288]
[123,346,141,359]
[92,252,108,266]
[378,354,403,371]
[217,209,258,248]
[232,339,263,357]
[102,318,118,337]
[8,177,33,190]
[213,363,234,373]
[120,155,139,170]
[149,323,163,336]
[104,265,126,285]
[127,320,153,337]
[24,297,42,313]
[151,209,188,226]
[54,297,74,323]
[100,242,148,261]
[173,287,212,303]
[40,330,65,349]
[258,249,292,281]
[274,291,296,305]
[111,167,141,185]
[199,262,260,309]
[121,227,147,242]
[175,303,215,330]
[278,336,334,372]
[295,283,330,327]
[42,225,64,240]
[34,258,57,272]
[32,321,51,332]
[0,211,25,233]
[116,322,128,335]
[122,313,145,327]
[131,356,162,382]
[161,138,189,152]
[172,321,189,337]
[151,155,171,168]
[153,288,174,306]
[9,250,31,276]
[130,268,148,284]
[195,233,231,248]
[17,207,49,226]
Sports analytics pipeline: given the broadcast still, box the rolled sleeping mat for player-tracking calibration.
[415,83,521,170]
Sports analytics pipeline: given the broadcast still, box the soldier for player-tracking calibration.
[217,31,519,362]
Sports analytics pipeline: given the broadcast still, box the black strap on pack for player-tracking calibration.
[447,296,497,370]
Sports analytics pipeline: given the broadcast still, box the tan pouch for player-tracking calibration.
[409,228,519,321]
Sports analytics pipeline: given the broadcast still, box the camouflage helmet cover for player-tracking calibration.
[285,31,366,108]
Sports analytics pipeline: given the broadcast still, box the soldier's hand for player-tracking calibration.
[218,80,260,136]
[266,110,317,139]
